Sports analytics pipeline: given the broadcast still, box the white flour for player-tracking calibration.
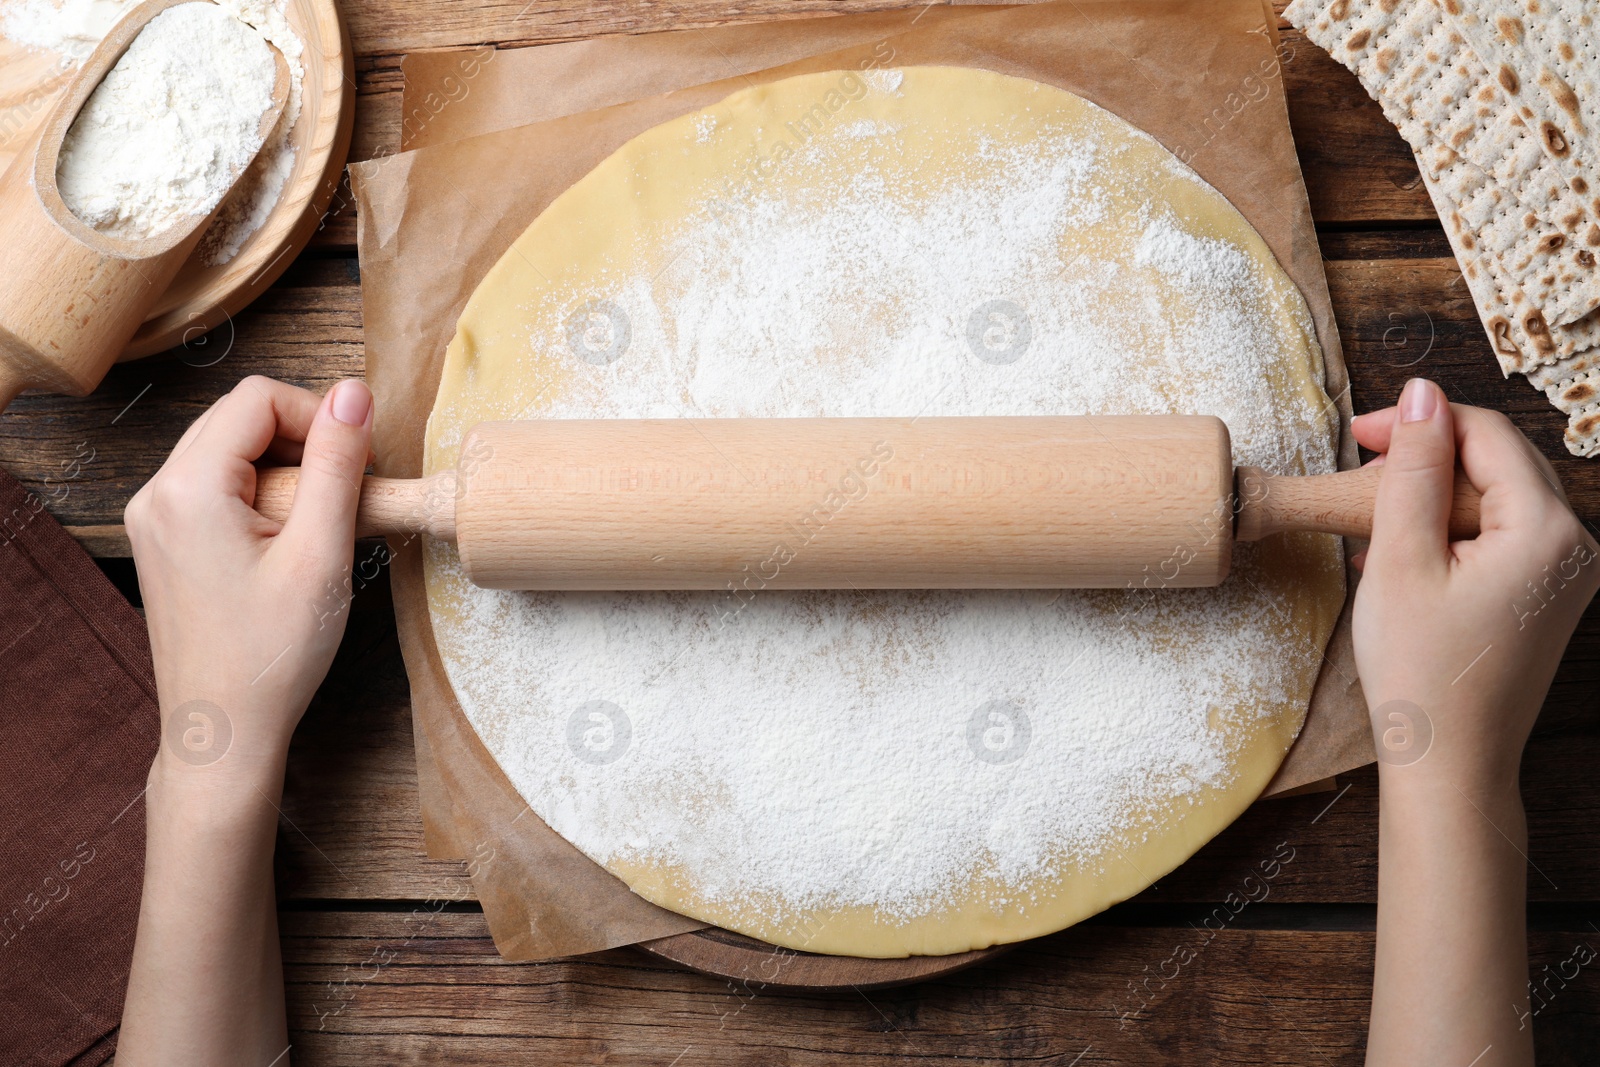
[4,0,302,259]
[1,0,126,60]
[429,81,1340,924]
[194,0,303,265]
[56,3,276,239]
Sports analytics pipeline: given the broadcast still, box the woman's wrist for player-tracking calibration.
[153,684,302,793]
[144,776,283,869]
[1377,760,1526,827]
[1369,692,1531,801]
[148,743,289,818]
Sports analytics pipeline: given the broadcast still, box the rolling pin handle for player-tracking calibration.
[252,468,458,542]
[1234,463,1482,543]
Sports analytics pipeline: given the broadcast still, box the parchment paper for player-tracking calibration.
[352,0,1370,962]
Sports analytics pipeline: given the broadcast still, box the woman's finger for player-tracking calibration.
[274,380,374,563]
[167,378,325,494]
[158,396,224,473]
[167,379,321,470]
[152,380,322,512]
[260,436,307,466]
[1367,379,1456,576]
[1351,406,1396,454]
[1452,406,1562,494]
[192,377,322,455]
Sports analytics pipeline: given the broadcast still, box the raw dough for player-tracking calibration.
[423,66,1344,957]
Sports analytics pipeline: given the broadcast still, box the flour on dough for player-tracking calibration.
[424,66,1344,957]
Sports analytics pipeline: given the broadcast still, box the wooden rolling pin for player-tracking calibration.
[255,415,1482,590]
[0,0,290,412]
[256,415,1481,589]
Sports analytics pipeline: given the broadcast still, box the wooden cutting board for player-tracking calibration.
[637,926,1010,991]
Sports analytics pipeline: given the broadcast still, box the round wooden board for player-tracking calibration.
[0,0,354,360]
[635,926,1010,991]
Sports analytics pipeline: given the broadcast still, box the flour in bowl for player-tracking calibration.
[55,2,276,239]
[1,0,130,61]
[7,0,304,259]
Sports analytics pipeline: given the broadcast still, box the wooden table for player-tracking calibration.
[6,3,1600,1063]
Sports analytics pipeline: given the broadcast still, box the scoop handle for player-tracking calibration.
[1234,463,1482,542]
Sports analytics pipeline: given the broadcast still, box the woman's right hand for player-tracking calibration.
[1350,377,1597,788]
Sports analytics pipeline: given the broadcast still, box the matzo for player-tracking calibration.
[1420,156,1600,369]
[1445,0,1600,230]
[1289,0,1600,326]
[1419,160,1600,455]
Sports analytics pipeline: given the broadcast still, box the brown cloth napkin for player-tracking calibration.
[0,467,157,1066]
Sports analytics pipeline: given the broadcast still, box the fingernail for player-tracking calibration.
[330,380,371,426]
[1399,378,1436,423]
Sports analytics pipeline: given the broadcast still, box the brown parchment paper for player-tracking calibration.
[353,0,1370,962]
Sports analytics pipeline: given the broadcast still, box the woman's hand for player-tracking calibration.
[126,375,374,790]
[1352,377,1597,787]
[119,376,373,1067]
[1353,377,1597,1067]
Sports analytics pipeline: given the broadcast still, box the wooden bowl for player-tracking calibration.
[0,0,354,361]
[124,0,353,357]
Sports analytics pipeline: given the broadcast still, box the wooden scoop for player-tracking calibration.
[0,0,290,412]
[253,415,1483,590]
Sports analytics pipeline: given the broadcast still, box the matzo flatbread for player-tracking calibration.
[1415,149,1600,368]
[1288,0,1600,454]
[1289,0,1600,327]
[1444,0,1600,228]
[1419,160,1600,455]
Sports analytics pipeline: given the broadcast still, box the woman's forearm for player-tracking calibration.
[1348,385,1594,1064]
[1367,771,1533,1067]
[114,378,375,1064]
[117,766,290,1066]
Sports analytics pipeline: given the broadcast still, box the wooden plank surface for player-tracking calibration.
[4,1,1597,1061]
[279,910,1599,1065]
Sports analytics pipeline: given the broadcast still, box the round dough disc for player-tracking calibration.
[424,66,1344,957]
